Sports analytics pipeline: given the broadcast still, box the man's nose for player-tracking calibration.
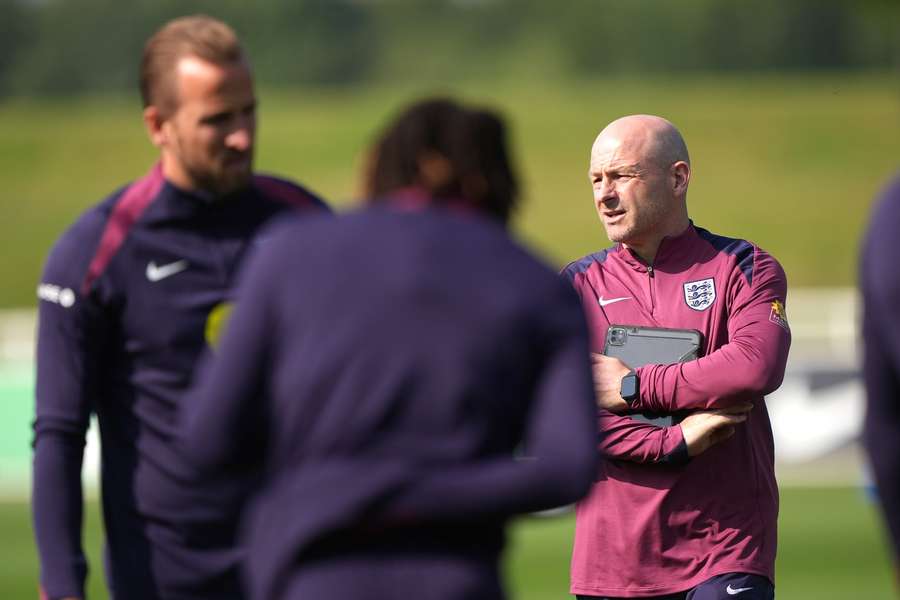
[226,120,254,152]
[597,180,617,204]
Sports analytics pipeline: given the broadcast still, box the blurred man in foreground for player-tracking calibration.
[32,15,328,600]
[179,98,599,600]
[564,115,791,599]
[861,173,900,584]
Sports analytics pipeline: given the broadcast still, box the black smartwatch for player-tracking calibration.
[620,369,640,405]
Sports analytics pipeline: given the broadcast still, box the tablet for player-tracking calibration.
[603,325,703,427]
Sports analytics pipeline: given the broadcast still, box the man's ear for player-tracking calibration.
[143,105,168,148]
[671,160,691,196]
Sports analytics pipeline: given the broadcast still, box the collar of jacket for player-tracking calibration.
[615,221,706,274]
[378,186,479,216]
[141,162,259,223]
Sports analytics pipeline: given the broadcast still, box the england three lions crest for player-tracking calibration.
[684,278,716,311]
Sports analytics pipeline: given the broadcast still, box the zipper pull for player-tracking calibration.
[647,265,655,278]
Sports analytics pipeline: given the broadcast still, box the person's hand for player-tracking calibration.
[680,403,753,457]
[590,353,632,413]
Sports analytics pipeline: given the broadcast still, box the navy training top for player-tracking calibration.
[862,173,900,560]
[33,163,329,600]
[180,193,600,600]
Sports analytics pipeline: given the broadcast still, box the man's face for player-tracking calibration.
[588,133,672,248]
[161,56,256,196]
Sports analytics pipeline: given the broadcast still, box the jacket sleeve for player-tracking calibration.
[597,411,689,464]
[565,266,688,465]
[379,284,599,520]
[861,177,900,559]
[32,214,108,600]
[634,247,791,413]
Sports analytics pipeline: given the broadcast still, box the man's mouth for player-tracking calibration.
[223,152,251,167]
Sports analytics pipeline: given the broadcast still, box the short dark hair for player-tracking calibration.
[365,98,520,223]
[140,15,244,116]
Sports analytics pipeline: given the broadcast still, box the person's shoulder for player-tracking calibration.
[876,172,900,205]
[560,246,618,283]
[694,225,784,287]
[482,229,589,306]
[45,186,128,262]
[694,225,756,258]
[252,173,330,213]
[39,184,136,299]
[866,173,900,236]
[250,208,338,261]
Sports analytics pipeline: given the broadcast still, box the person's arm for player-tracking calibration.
[633,248,791,413]
[597,403,752,464]
[861,178,900,562]
[380,289,599,521]
[32,217,108,600]
[596,411,688,464]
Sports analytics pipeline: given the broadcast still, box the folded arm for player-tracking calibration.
[634,249,791,413]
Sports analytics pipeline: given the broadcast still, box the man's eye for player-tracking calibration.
[203,113,230,125]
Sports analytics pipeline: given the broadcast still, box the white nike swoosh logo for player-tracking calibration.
[726,585,753,595]
[598,296,632,307]
[146,259,189,282]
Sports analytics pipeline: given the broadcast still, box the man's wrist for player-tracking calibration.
[620,369,640,406]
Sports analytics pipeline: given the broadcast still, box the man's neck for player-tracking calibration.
[160,154,196,193]
[623,218,691,264]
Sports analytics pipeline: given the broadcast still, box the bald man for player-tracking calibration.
[562,115,791,599]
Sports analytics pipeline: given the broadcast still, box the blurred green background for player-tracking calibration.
[2,0,900,598]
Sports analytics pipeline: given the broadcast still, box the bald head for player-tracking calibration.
[592,115,689,170]
[588,114,692,263]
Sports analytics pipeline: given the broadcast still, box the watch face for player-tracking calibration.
[620,373,638,401]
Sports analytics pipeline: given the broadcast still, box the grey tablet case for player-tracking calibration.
[603,325,703,427]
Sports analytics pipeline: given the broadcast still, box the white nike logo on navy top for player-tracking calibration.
[146,260,189,282]
[598,296,631,307]
[726,584,753,595]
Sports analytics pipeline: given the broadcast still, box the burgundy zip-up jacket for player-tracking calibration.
[563,223,791,597]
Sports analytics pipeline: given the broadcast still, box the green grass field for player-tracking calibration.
[0,487,893,599]
[2,73,899,307]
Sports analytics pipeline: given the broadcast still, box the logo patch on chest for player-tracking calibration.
[683,278,716,311]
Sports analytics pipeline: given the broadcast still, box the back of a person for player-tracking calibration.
[180,98,597,600]
[245,203,564,598]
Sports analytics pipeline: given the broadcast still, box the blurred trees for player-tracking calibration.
[0,0,897,99]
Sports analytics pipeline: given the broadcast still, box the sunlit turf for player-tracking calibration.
[1,486,894,599]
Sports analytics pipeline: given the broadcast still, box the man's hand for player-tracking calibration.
[680,403,754,457]
[590,353,632,413]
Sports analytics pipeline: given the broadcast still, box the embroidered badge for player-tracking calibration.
[769,299,790,331]
[684,278,716,311]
